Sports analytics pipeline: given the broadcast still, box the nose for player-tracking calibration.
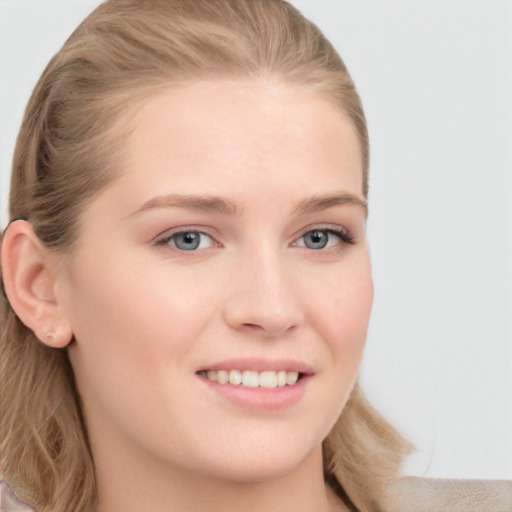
[222,247,304,337]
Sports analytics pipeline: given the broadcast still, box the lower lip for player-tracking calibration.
[199,375,309,411]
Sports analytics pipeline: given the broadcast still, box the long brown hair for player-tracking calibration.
[0,2,411,511]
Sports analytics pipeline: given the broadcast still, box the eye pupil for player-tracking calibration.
[304,230,328,249]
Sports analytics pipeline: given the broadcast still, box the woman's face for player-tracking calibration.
[60,80,373,483]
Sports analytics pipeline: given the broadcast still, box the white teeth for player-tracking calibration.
[259,371,277,388]
[202,369,301,388]
[277,370,287,387]
[242,370,259,387]
[217,370,229,384]
[229,369,242,385]
[286,371,299,386]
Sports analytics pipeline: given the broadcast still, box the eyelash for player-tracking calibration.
[152,226,355,251]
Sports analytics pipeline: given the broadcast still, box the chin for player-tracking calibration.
[191,438,323,485]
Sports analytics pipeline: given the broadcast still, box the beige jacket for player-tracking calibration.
[393,477,512,512]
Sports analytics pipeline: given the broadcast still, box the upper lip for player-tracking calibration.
[196,358,315,375]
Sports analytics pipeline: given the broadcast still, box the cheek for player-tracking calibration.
[310,256,374,360]
[67,255,215,349]
[64,262,190,396]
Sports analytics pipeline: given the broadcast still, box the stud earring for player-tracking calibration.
[44,329,57,341]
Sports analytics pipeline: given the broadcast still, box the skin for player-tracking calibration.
[29,80,372,511]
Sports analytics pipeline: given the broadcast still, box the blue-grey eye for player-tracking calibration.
[170,231,215,250]
[293,228,354,250]
[302,230,330,249]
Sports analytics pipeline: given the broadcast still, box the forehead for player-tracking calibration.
[118,79,364,194]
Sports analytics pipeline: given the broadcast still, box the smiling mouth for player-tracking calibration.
[197,369,302,388]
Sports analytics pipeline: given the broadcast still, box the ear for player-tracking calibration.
[1,220,73,348]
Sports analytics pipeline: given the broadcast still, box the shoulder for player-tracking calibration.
[392,477,512,512]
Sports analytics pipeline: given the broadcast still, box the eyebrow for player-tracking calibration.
[128,194,239,218]
[292,193,368,217]
[127,191,367,218]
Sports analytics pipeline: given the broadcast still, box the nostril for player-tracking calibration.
[240,321,298,336]
[242,323,262,330]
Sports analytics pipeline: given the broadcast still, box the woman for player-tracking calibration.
[0,1,412,511]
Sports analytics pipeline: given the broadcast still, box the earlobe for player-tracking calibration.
[1,220,73,348]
